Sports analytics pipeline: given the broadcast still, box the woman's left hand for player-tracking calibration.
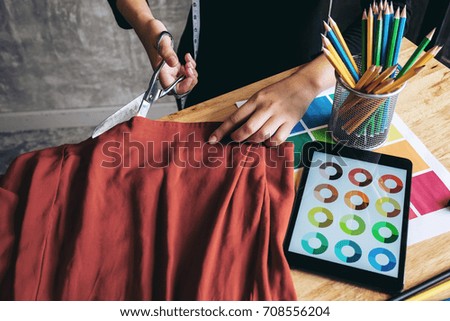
[208,74,316,146]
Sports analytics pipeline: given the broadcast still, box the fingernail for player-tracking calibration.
[208,135,217,144]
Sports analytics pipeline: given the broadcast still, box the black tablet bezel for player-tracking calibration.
[283,141,412,293]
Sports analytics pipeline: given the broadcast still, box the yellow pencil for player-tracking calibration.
[367,5,374,68]
[322,35,356,87]
[375,65,424,94]
[371,78,394,93]
[406,45,442,75]
[364,65,383,88]
[355,65,377,90]
[364,65,397,92]
[406,279,450,301]
[393,46,441,85]
[323,47,356,88]
[328,17,360,75]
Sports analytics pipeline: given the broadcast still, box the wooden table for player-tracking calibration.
[161,39,450,300]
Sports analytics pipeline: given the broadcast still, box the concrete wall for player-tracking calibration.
[1,0,447,118]
[0,0,191,114]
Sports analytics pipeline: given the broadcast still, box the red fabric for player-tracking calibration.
[0,117,296,300]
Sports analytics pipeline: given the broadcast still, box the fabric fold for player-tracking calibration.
[0,117,296,300]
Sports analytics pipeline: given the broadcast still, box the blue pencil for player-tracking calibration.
[392,6,407,66]
[381,6,392,66]
[324,22,360,82]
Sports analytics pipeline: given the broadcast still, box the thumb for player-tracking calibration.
[158,35,179,67]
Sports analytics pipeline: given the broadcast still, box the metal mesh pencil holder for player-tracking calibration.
[328,57,405,150]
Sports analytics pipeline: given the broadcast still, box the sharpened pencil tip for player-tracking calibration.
[427,28,437,40]
[401,6,407,17]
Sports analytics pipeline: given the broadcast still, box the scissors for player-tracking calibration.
[92,31,188,138]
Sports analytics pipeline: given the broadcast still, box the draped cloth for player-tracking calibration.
[0,117,296,300]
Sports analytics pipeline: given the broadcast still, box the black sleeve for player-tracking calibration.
[343,0,412,55]
[107,0,149,30]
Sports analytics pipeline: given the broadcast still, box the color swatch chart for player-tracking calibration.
[288,151,408,277]
[236,89,450,246]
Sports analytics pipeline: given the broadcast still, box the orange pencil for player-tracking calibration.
[355,65,377,90]
[364,65,397,92]
[374,66,425,94]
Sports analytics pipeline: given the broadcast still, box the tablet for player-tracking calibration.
[284,141,412,293]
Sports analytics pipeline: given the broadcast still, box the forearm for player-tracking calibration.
[289,54,337,101]
[115,0,163,66]
[116,0,154,27]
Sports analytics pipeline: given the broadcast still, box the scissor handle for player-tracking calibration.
[143,31,189,102]
[160,75,186,97]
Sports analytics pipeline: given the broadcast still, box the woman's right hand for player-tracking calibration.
[146,19,198,96]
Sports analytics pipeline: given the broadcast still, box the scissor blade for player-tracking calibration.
[91,93,144,138]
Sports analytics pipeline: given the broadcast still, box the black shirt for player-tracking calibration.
[108,0,410,107]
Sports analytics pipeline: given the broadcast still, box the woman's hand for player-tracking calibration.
[208,73,316,146]
[208,54,336,146]
[115,1,198,95]
[145,19,198,95]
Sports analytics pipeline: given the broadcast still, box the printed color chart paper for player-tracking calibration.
[237,90,450,245]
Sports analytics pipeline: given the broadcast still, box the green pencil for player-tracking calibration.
[369,114,376,137]
[386,7,400,68]
[396,28,436,78]
[361,9,368,74]
[374,13,383,65]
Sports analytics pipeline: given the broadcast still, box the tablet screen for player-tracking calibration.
[287,150,408,279]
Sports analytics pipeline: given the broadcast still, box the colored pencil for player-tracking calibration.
[375,66,424,94]
[364,65,383,89]
[343,98,386,134]
[372,3,380,66]
[389,268,450,301]
[373,2,379,18]
[329,17,360,75]
[386,7,400,68]
[381,5,392,66]
[324,22,360,81]
[369,111,376,136]
[373,77,394,93]
[374,14,383,65]
[322,46,356,88]
[364,65,397,92]
[392,6,407,66]
[361,9,368,74]
[401,45,442,77]
[355,65,377,90]
[326,3,442,139]
[367,5,374,68]
[321,35,355,85]
[396,28,436,78]
[406,279,450,301]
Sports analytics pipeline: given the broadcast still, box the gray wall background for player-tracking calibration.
[1,0,448,116]
[0,0,191,114]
